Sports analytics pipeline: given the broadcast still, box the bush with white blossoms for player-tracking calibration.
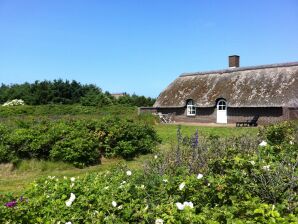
[2,99,25,106]
[0,121,297,223]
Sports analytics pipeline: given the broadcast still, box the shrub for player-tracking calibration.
[260,121,295,145]
[1,163,297,223]
[0,117,160,167]
[2,99,25,106]
[50,126,100,168]
[1,122,298,223]
[96,117,161,159]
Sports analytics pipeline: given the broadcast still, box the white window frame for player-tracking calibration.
[217,100,227,111]
[186,100,196,116]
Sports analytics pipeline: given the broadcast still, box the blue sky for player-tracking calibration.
[0,0,297,97]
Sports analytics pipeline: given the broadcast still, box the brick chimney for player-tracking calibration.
[229,55,240,68]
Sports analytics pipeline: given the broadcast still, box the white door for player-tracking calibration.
[216,100,227,123]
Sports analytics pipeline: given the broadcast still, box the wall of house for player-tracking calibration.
[139,106,293,124]
[228,107,284,124]
[288,108,298,120]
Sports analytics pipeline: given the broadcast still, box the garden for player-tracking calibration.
[0,103,297,223]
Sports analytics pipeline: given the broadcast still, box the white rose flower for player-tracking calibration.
[262,165,270,171]
[155,218,164,224]
[112,201,117,207]
[183,201,194,208]
[197,173,203,179]
[126,170,132,176]
[179,182,185,190]
[70,177,75,182]
[249,160,255,165]
[176,202,185,210]
[176,201,194,210]
[65,193,76,207]
[259,141,267,147]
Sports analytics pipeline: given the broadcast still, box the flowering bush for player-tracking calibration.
[259,121,295,145]
[0,122,297,223]
[1,160,297,223]
[2,99,25,106]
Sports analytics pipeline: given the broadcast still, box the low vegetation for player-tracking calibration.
[0,117,160,167]
[0,103,297,222]
[0,121,297,223]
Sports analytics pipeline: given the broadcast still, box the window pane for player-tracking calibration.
[187,105,195,115]
[187,100,194,106]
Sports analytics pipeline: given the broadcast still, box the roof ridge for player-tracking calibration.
[180,61,298,77]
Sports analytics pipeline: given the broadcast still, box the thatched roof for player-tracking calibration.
[154,62,298,108]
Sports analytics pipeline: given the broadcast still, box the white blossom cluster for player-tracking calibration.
[2,99,25,106]
[176,201,194,210]
[65,193,76,207]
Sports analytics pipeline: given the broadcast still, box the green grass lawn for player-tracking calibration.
[155,123,258,143]
[0,123,258,195]
[0,155,152,195]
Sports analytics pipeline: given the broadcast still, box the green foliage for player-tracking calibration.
[49,124,100,168]
[0,80,156,107]
[0,104,139,118]
[0,161,297,223]
[80,90,113,106]
[0,122,297,223]
[117,93,155,107]
[96,117,161,159]
[260,121,295,145]
[0,80,96,105]
[0,117,159,167]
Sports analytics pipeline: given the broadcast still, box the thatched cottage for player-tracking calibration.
[141,56,298,124]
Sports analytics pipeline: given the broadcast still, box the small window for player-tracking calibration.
[217,100,227,110]
[187,100,196,116]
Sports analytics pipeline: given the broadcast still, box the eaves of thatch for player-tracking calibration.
[154,62,298,108]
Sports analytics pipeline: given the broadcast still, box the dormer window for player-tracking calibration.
[187,100,196,116]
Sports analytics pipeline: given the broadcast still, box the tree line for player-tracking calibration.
[0,80,155,107]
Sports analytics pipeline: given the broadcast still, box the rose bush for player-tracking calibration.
[1,122,297,223]
[0,117,160,167]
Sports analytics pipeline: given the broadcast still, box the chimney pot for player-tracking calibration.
[229,55,240,68]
